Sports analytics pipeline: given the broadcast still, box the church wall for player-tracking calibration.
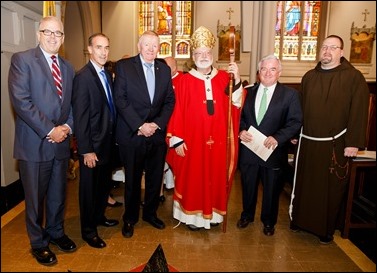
[63,1,84,72]
[100,1,376,83]
[327,1,376,82]
[102,1,139,62]
[1,1,42,187]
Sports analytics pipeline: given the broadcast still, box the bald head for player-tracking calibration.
[164,56,177,77]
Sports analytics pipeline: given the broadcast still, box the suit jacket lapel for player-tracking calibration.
[88,62,109,102]
[153,61,162,103]
[35,48,57,97]
[267,82,283,116]
[134,55,151,104]
[59,57,69,101]
[250,85,258,124]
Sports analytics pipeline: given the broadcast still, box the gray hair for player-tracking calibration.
[258,55,282,71]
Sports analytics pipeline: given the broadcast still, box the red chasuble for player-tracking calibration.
[166,68,241,218]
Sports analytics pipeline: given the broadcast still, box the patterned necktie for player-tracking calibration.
[257,87,268,125]
[144,63,155,102]
[51,55,62,99]
[100,70,116,119]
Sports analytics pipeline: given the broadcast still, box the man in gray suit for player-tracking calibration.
[8,16,76,266]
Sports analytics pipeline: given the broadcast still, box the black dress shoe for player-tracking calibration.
[83,236,106,248]
[98,218,119,227]
[159,195,166,203]
[122,223,134,238]
[319,235,334,244]
[289,222,300,233]
[263,225,275,236]
[236,218,252,229]
[107,200,123,207]
[31,246,57,266]
[50,234,77,252]
[142,217,165,230]
[210,223,220,227]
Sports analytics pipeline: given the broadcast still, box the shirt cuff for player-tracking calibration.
[169,136,184,148]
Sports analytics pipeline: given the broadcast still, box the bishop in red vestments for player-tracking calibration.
[166,26,244,230]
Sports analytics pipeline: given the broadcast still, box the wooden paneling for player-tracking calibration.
[366,83,376,150]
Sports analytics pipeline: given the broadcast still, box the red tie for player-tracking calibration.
[51,55,62,99]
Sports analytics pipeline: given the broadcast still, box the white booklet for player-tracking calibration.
[241,125,276,161]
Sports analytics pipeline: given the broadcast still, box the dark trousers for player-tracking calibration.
[119,140,166,225]
[78,156,112,239]
[239,163,283,227]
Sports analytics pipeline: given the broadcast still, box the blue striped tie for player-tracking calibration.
[100,70,116,119]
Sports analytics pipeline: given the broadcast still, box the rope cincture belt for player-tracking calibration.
[289,128,347,220]
[301,128,347,141]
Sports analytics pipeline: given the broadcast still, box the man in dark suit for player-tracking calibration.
[8,16,76,266]
[237,54,302,236]
[72,33,119,249]
[114,31,175,238]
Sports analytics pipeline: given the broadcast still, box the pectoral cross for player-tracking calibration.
[226,7,234,21]
[206,136,214,149]
[362,9,369,22]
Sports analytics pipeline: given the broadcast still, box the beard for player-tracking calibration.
[195,58,213,69]
[320,55,332,64]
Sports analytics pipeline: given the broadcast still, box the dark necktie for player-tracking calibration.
[257,87,268,125]
[100,70,116,119]
[51,55,62,99]
[144,63,155,102]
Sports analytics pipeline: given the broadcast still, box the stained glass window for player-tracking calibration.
[139,1,192,59]
[275,1,322,61]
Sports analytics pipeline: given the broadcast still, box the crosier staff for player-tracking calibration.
[223,26,236,233]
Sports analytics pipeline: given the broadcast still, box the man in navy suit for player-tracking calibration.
[236,54,302,236]
[8,16,76,266]
[114,31,175,238]
[72,33,119,249]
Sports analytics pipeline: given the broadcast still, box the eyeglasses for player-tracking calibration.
[194,51,212,57]
[39,29,64,37]
[321,45,341,51]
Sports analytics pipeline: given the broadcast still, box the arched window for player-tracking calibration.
[275,1,326,62]
[139,1,193,59]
